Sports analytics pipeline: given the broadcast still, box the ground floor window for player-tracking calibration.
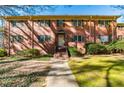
[37,35,51,43]
[100,35,109,43]
[0,32,3,48]
[72,35,84,42]
[10,35,23,43]
[118,35,124,40]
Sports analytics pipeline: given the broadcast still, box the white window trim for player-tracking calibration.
[74,35,84,42]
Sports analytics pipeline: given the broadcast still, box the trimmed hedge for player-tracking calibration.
[0,48,7,57]
[86,40,124,54]
[17,48,40,57]
[86,43,107,54]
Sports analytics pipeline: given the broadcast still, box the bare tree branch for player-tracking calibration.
[0,5,57,16]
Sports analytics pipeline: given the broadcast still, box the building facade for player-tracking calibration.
[2,15,123,55]
[117,23,124,40]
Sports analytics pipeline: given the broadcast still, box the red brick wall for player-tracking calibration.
[117,27,124,37]
[4,20,118,55]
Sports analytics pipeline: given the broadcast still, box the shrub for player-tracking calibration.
[68,47,83,57]
[106,40,124,53]
[87,43,107,54]
[17,48,40,57]
[0,48,7,57]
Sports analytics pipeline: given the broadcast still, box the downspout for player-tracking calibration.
[105,21,110,43]
[29,16,34,49]
[114,21,117,41]
[8,21,10,56]
[1,18,5,49]
[3,19,5,49]
[32,20,34,49]
[89,16,92,43]
[94,20,96,43]
[112,21,116,41]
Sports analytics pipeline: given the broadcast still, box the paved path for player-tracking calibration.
[46,59,78,87]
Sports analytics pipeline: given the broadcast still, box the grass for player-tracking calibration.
[0,55,51,62]
[0,55,51,87]
[68,47,83,57]
[0,69,49,87]
[68,54,124,87]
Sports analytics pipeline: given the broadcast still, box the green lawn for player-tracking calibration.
[0,55,51,62]
[68,54,124,87]
[0,56,51,87]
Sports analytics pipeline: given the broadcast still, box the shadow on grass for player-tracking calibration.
[69,58,124,87]
[0,55,52,64]
[103,60,124,87]
[0,69,50,87]
[0,57,32,64]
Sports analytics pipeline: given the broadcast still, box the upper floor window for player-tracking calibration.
[38,20,51,27]
[37,35,51,43]
[98,20,111,26]
[57,20,64,27]
[10,35,23,43]
[11,21,24,27]
[72,35,84,42]
[72,20,83,27]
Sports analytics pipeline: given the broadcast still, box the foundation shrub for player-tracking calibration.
[86,43,107,54]
[68,47,83,57]
[106,40,124,53]
[17,48,40,57]
[0,48,7,57]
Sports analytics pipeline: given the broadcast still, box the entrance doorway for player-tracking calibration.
[58,34,65,47]
[56,30,66,52]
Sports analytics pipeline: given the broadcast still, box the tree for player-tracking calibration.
[0,5,57,16]
[112,5,124,11]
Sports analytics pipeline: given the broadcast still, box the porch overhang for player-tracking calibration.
[2,15,121,21]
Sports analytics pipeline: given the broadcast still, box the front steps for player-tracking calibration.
[54,51,69,60]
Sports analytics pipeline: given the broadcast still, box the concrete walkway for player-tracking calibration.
[46,58,78,87]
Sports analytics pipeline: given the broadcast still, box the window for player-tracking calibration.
[37,35,51,43]
[98,20,110,26]
[57,20,64,27]
[72,20,83,27]
[0,32,3,48]
[118,35,122,40]
[118,35,124,40]
[38,20,50,27]
[100,36,109,43]
[118,26,124,30]
[98,20,104,25]
[10,35,23,42]
[11,21,24,27]
[72,35,84,42]
[105,20,110,26]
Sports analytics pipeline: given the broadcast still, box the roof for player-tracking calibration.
[1,15,120,21]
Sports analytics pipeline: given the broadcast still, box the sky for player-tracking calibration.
[0,5,124,23]
[40,5,124,23]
